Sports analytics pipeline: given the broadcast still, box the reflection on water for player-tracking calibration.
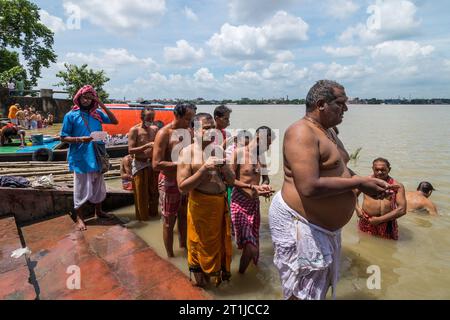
[107,105,450,299]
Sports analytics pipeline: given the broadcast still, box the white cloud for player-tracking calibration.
[339,0,421,44]
[371,41,435,62]
[63,0,166,34]
[184,6,198,22]
[275,51,295,62]
[322,46,363,58]
[208,11,308,60]
[325,0,359,19]
[39,10,66,33]
[261,63,308,80]
[228,0,296,24]
[323,62,375,79]
[444,60,450,69]
[194,68,214,82]
[65,48,157,73]
[164,40,205,66]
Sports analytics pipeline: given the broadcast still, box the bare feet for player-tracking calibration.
[76,217,87,231]
[96,211,115,220]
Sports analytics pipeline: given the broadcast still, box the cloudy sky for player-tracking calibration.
[34,0,450,100]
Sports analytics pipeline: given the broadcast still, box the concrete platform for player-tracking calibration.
[16,215,211,300]
[0,217,36,300]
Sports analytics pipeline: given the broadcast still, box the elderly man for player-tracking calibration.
[60,85,119,231]
[356,158,406,240]
[177,113,235,287]
[128,107,160,220]
[153,103,197,257]
[406,181,438,215]
[269,80,396,300]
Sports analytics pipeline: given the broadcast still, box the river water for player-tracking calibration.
[56,104,449,300]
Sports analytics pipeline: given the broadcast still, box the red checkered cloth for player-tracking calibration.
[230,188,261,263]
[158,172,187,218]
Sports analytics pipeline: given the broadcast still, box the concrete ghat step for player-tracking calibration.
[0,217,36,300]
[21,215,210,300]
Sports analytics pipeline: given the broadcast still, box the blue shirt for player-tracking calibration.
[60,109,112,174]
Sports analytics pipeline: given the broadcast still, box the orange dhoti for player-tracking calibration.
[187,189,232,282]
[132,160,159,221]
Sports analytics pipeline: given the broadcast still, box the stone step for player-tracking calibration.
[20,214,210,300]
[0,217,36,300]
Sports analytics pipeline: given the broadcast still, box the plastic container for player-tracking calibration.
[31,134,44,145]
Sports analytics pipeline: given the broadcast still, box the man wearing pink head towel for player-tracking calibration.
[60,85,119,231]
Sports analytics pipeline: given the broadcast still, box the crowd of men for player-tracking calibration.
[60,81,439,300]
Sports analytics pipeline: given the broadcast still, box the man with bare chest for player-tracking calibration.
[128,108,160,220]
[356,158,406,240]
[269,80,396,300]
[177,113,235,287]
[153,103,197,257]
[230,126,275,274]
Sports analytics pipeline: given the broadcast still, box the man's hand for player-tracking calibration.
[358,177,390,199]
[253,185,275,198]
[200,156,222,174]
[80,136,94,143]
[368,216,382,226]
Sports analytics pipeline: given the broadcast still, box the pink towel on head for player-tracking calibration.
[72,85,103,123]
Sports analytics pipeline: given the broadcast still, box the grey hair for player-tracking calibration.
[305,80,344,112]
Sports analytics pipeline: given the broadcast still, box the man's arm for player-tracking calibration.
[120,158,133,180]
[285,125,387,199]
[97,99,118,125]
[424,198,438,216]
[177,147,207,193]
[371,184,407,224]
[128,127,153,156]
[152,129,177,172]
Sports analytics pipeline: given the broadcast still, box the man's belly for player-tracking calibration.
[282,184,356,231]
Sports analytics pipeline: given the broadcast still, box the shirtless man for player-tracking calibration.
[0,122,26,147]
[269,80,395,300]
[356,158,406,240]
[231,126,275,274]
[406,181,438,215]
[177,113,235,287]
[128,108,160,220]
[153,103,197,257]
[120,155,133,191]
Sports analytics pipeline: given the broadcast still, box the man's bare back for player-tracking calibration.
[406,191,438,215]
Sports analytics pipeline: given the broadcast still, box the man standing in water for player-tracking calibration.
[153,103,197,257]
[231,126,275,274]
[177,113,235,287]
[60,85,119,231]
[356,158,406,240]
[128,107,160,220]
[406,182,438,215]
[269,80,396,300]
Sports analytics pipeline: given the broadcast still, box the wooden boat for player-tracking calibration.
[0,103,175,162]
[0,186,134,224]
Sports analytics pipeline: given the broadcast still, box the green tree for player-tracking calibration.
[55,64,110,101]
[0,0,57,86]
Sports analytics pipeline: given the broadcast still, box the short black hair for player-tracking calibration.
[256,126,276,140]
[174,102,197,118]
[141,107,154,120]
[190,113,213,128]
[305,80,344,112]
[373,157,391,169]
[417,181,435,193]
[214,105,232,118]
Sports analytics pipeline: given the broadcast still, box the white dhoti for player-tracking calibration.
[73,172,107,209]
[268,192,341,300]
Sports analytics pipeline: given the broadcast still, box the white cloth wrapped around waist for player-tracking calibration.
[132,158,152,176]
[269,191,341,299]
